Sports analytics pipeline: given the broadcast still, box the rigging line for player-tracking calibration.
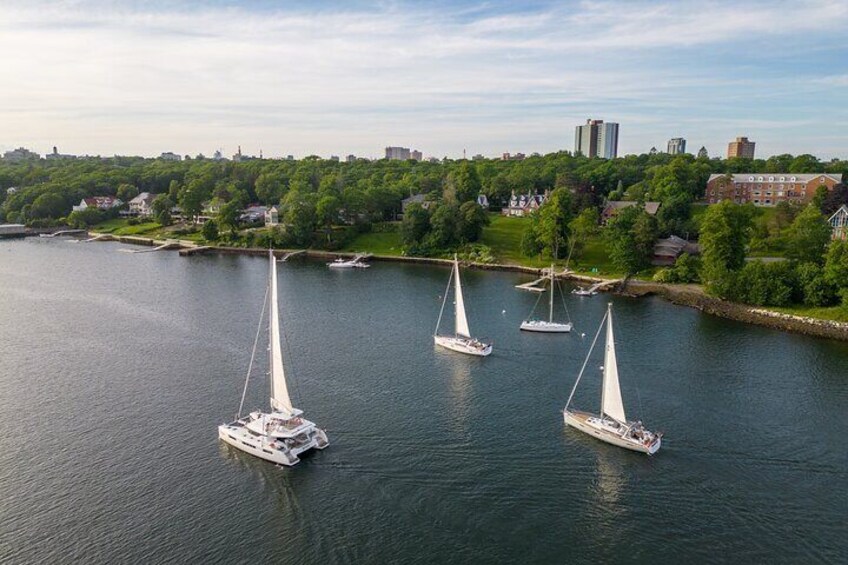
[281,317,304,411]
[556,278,572,327]
[526,279,546,319]
[237,283,270,419]
[434,263,453,336]
[564,308,607,411]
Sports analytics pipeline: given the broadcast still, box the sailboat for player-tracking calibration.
[563,303,661,455]
[433,255,492,357]
[520,264,573,333]
[218,250,329,466]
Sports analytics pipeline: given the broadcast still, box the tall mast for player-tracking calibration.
[549,264,554,323]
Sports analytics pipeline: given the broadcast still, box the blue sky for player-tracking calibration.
[1,0,847,159]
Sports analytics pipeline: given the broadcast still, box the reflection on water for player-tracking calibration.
[2,239,848,564]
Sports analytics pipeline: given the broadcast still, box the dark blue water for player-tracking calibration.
[1,238,846,564]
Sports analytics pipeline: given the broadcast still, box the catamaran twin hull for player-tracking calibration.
[563,409,661,455]
[520,320,573,333]
[434,335,492,357]
[218,418,329,466]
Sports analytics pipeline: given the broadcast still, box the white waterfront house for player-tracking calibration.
[265,206,279,226]
[128,192,157,217]
[72,196,123,212]
[501,190,548,217]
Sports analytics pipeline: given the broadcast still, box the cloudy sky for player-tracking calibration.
[1,0,847,159]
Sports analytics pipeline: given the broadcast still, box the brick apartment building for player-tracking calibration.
[705,173,843,206]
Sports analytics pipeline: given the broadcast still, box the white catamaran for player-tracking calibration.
[218,250,329,466]
[434,255,492,357]
[563,303,661,455]
[520,264,573,333]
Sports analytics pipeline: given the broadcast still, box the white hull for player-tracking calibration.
[564,409,661,455]
[520,320,572,333]
[328,260,369,269]
[571,289,597,296]
[218,417,328,467]
[434,335,492,357]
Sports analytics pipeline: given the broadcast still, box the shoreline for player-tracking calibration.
[88,232,848,342]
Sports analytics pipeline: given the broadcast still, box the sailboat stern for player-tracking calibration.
[434,335,492,357]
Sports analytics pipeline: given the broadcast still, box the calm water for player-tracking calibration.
[1,238,847,564]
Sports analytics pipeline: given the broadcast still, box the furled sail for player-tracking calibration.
[268,251,294,415]
[601,308,626,423]
[454,258,471,338]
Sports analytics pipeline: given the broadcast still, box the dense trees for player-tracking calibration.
[699,201,755,295]
[604,206,658,274]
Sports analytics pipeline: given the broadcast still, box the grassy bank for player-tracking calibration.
[767,305,848,323]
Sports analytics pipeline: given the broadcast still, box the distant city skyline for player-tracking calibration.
[1,1,847,159]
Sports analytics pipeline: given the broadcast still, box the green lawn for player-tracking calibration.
[479,214,537,265]
[92,218,161,236]
[341,230,404,255]
[768,305,848,323]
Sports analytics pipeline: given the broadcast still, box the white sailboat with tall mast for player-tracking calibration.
[434,255,492,357]
[520,264,573,333]
[563,303,661,455]
[218,250,328,466]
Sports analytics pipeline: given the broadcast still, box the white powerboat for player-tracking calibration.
[571,287,597,296]
[327,254,370,269]
[434,255,492,357]
[520,264,573,333]
[563,303,662,455]
[218,250,328,466]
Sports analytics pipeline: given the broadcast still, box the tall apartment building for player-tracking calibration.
[385,146,411,160]
[727,137,755,159]
[410,150,423,161]
[667,138,686,155]
[574,119,619,159]
[705,173,842,206]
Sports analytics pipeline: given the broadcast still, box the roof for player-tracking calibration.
[603,201,661,215]
[829,204,848,220]
[707,173,843,183]
[129,192,156,204]
[402,194,427,204]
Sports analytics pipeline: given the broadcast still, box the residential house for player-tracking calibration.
[601,201,661,224]
[128,192,157,217]
[501,190,548,217]
[239,205,268,224]
[265,206,279,227]
[705,173,842,206]
[401,194,435,213]
[830,205,848,241]
[72,196,123,212]
[652,235,700,266]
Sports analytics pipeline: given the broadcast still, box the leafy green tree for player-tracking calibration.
[699,201,755,294]
[116,183,138,203]
[255,173,284,203]
[217,200,242,235]
[605,206,657,274]
[824,240,848,290]
[446,162,481,203]
[316,194,341,243]
[568,207,599,259]
[401,203,431,246]
[529,188,573,258]
[30,192,67,219]
[796,262,836,306]
[152,194,174,226]
[733,261,796,306]
[178,179,208,223]
[786,204,831,264]
[426,203,460,249]
[458,201,488,243]
[656,193,692,237]
[201,219,219,242]
[66,207,104,228]
[281,190,317,246]
[811,185,829,212]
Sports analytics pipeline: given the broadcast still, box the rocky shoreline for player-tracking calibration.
[89,232,848,342]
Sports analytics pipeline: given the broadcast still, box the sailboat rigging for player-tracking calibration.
[520,264,573,333]
[563,303,661,455]
[218,250,329,466]
[433,255,492,357]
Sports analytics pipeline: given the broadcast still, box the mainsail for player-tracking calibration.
[601,308,626,422]
[268,251,294,415]
[453,258,471,338]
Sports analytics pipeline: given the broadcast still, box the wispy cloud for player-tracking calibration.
[0,0,846,158]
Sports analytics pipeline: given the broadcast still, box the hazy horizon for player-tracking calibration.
[2,0,847,160]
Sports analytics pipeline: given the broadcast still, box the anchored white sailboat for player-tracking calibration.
[218,250,328,466]
[520,264,573,333]
[563,303,661,455]
[434,255,492,357]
